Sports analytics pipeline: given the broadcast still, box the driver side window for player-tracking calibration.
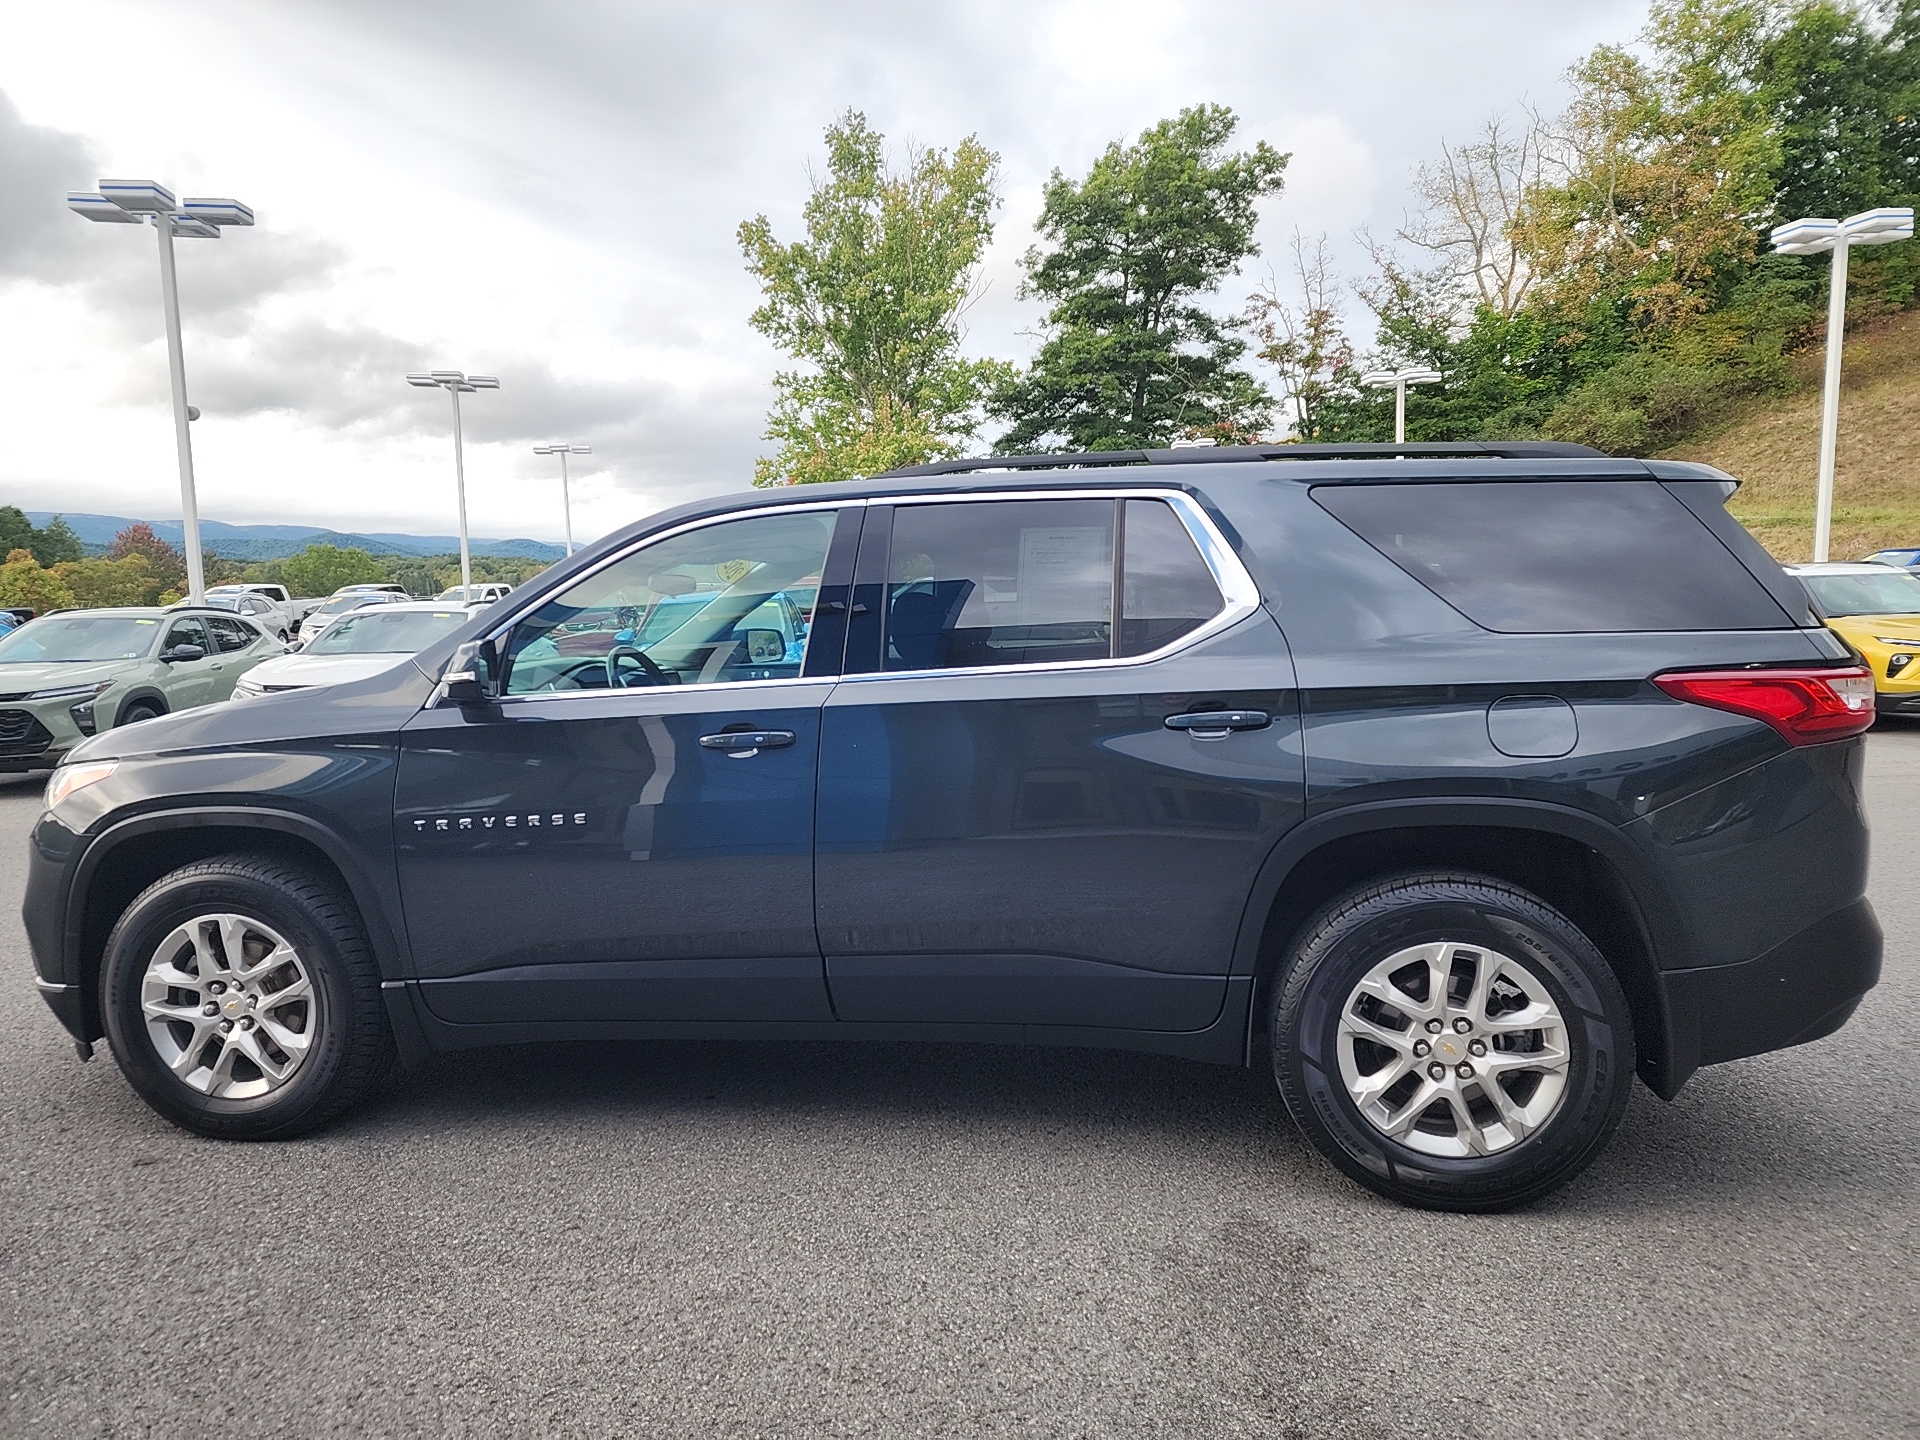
[501,509,837,696]
[162,618,209,656]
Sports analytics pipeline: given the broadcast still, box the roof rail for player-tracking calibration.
[878,440,1606,478]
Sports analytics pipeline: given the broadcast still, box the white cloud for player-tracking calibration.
[0,0,1649,543]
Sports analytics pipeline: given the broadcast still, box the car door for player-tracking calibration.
[393,503,856,1026]
[815,492,1305,1033]
[204,615,268,692]
[155,616,223,710]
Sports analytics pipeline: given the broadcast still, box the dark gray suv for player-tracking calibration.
[25,442,1881,1210]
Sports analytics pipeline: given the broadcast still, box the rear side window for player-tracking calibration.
[1122,498,1224,656]
[1312,480,1793,633]
[879,496,1227,672]
[886,499,1113,670]
[205,616,258,652]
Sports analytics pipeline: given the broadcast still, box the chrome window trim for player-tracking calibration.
[481,486,1260,699]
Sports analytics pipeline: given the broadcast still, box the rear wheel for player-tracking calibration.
[1271,872,1633,1212]
[101,856,394,1139]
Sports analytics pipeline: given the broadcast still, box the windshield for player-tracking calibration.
[200,596,242,611]
[1801,571,1920,617]
[307,608,471,655]
[0,614,160,663]
[316,594,386,617]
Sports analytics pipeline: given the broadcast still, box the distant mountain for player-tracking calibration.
[23,512,566,563]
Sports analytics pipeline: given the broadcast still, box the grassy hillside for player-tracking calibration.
[1658,310,1920,563]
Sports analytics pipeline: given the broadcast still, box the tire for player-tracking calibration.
[101,855,394,1139]
[1271,872,1633,1212]
[117,700,164,727]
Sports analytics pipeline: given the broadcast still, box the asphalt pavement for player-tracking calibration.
[2,733,1916,1438]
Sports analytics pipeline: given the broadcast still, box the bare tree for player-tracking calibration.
[1398,111,1549,319]
[1245,231,1350,441]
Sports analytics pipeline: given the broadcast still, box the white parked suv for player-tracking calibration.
[435,583,513,604]
[198,587,295,641]
[295,590,408,647]
[236,601,481,697]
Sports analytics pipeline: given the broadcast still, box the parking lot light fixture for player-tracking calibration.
[1359,367,1443,444]
[407,371,500,593]
[68,178,255,604]
[532,444,591,555]
[1772,206,1916,562]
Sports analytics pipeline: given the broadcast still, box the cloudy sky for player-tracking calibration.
[0,0,1648,545]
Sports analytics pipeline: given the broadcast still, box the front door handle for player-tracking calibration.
[1164,709,1270,739]
[699,728,796,757]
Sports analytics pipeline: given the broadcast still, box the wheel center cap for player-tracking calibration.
[1431,1032,1469,1064]
[221,993,247,1018]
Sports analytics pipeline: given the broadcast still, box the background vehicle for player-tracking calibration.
[1789,561,1920,714]
[295,589,406,646]
[435,583,513,604]
[0,605,279,770]
[1860,548,1920,573]
[190,590,293,641]
[234,602,480,698]
[28,443,1881,1211]
[206,583,312,631]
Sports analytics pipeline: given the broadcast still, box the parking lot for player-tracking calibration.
[0,732,1912,1438]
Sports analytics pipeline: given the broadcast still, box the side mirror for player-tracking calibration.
[440,639,496,706]
[743,628,786,663]
[161,643,205,663]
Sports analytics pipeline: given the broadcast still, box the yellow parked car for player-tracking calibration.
[1787,562,1920,715]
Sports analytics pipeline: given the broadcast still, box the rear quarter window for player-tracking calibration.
[1311,480,1794,633]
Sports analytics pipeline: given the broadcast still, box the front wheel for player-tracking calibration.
[101,856,394,1139]
[1271,873,1633,1212]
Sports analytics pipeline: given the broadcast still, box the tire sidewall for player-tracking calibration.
[1276,882,1632,1210]
[103,870,357,1137]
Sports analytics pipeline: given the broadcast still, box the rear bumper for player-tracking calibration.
[1658,896,1881,1088]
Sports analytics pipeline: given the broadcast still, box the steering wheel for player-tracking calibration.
[605,644,670,689]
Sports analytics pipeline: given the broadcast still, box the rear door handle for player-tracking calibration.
[699,729,796,757]
[1164,709,1270,738]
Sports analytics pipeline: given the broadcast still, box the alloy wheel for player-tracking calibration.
[138,913,320,1099]
[1336,940,1571,1157]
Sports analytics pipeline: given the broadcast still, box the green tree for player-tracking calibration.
[1246,232,1353,440]
[0,552,75,613]
[107,523,186,598]
[739,111,1008,485]
[990,105,1288,452]
[0,507,34,556]
[51,554,151,608]
[281,544,385,596]
[29,515,83,567]
[1756,0,1920,318]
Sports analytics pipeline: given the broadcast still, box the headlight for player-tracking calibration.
[28,681,113,702]
[1874,637,1920,647]
[46,760,117,810]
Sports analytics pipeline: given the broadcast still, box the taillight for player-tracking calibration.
[1652,666,1875,745]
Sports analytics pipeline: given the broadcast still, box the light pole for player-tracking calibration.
[532,445,591,555]
[1359,366,1443,444]
[1772,206,1915,562]
[68,181,254,604]
[406,370,499,594]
